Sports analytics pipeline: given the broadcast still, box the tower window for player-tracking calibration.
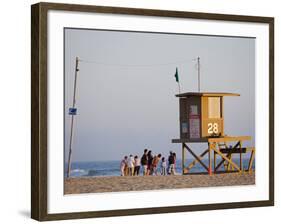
[208,97,221,118]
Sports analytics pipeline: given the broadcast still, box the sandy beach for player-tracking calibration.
[65,172,255,194]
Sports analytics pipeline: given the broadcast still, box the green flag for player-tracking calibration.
[174,67,179,82]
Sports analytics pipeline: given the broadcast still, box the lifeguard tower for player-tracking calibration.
[172,92,255,175]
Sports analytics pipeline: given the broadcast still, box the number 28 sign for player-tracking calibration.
[207,122,219,134]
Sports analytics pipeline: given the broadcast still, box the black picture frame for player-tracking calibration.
[31,2,274,221]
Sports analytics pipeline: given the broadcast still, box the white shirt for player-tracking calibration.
[128,156,134,168]
[134,158,141,166]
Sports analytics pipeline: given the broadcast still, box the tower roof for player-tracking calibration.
[175,92,240,97]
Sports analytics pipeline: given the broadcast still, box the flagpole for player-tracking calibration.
[67,56,79,178]
[178,82,181,94]
[197,56,200,92]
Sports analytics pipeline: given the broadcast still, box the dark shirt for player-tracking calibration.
[168,155,175,165]
[147,154,153,166]
[141,154,148,165]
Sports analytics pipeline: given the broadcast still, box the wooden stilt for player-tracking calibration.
[239,141,243,173]
[182,143,185,175]
[248,147,255,172]
[214,151,216,174]
[208,143,212,175]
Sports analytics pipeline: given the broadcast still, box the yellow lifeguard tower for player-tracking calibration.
[172,92,255,175]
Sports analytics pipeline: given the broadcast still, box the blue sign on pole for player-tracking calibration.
[69,108,77,115]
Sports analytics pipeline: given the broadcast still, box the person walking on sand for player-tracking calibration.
[161,157,167,176]
[152,154,162,175]
[128,154,135,176]
[147,150,154,175]
[173,152,177,175]
[141,149,148,175]
[168,151,175,175]
[120,156,128,176]
[134,155,141,176]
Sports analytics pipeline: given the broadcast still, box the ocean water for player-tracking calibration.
[65,158,255,177]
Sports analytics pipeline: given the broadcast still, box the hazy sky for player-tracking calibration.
[64,28,255,162]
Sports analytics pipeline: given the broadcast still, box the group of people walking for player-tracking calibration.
[120,149,177,176]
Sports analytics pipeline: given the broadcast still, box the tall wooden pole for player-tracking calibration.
[197,57,200,92]
[67,57,79,178]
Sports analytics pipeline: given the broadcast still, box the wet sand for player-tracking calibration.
[64,172,255,194]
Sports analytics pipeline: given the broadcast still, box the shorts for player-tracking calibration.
[143,165,148,172]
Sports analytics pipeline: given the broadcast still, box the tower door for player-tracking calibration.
[201,96,224,137]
